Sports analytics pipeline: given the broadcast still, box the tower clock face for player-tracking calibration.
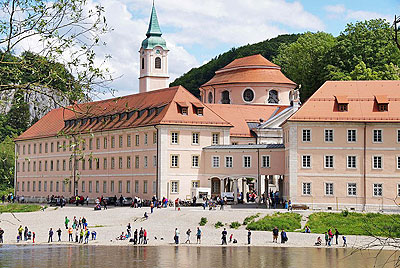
[156,49,161,54]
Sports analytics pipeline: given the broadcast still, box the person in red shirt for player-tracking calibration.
[143,229,147,244]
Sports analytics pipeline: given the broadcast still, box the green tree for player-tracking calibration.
[274,32,336,101]
[6,90,31,135]
[0,136,15,190]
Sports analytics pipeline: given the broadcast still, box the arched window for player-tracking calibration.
[243,88,255,102]
[155,57,161,69]
[268,90,279,104]
[221,90,230,104]
[208,92,213,103]
[141,58,145,70]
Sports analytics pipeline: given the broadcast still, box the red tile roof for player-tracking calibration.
[289,81,400,122]
[201,54,296,87]
[16,86,232,141]
[207,104,289,137]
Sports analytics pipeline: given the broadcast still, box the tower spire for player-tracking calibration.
[146,1,162,37]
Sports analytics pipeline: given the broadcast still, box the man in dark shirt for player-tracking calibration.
[221,228,227,245]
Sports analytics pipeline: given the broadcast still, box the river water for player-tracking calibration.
[0,245,398,268]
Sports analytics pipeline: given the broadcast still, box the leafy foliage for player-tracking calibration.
[0,203,42,213]
[243,213,260,225]
[230,221,241,229]
[170,34,301,97]
[0,137,15,189]
[199,217,208,226]
[214,221,224,229]
[247,212,301,232]
[307,212,400,238]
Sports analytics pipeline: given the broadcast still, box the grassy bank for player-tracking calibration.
[247,212,301,232]
[307,212,400,237]
[0,204,42,213]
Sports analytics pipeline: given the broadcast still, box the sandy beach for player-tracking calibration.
[0,205,388,250]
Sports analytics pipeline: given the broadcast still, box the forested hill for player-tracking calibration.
[169,34,301,97]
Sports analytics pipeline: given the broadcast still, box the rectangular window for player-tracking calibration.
[302,129,311,142]
[212,133,220,145]
[347,129,357,142]
[127,135,131,147]
[103,181,107,193]
[243,156,251,168]
[153,155,157,167]
[119,157,123,169]
[135,156,139,168]
[127,156,131,169]
[27,181,31,192]
[152,181,156,194]
[324,129,334,142]
[45,160,48,171]
[22,182,25,191]
[397,156,400,169]
[95,157,99,170]
[96,138,100,149]
[192,155,199,167]
[62,181,65,192]
[373,129,383,143]
[212,156,220,168]
[33,161,36,172]
[398,184,400,197]
[171,155,179,167]
[44,181,47,192]
[373,183,383,196]
[398,130,400,143]
[28,144,31,154]
[192,132,199,145]
[81,140,85,150]
[62,141,66,152]
[324,155,334,168]
[225,156,233,168]
[81,159,85,170]
[192,180,200,188]
[144,156,148,168]
[39,161,42,171]
[34,144,37,154]
[171,132,178,144]
[63,160,66,171]
[111,136,115,148]
[50,142,54,153]
[347,183,357,196]
[104,137,108,149]
[144,133,148,145]
[119,135,123,148]
[373,156,382,169]
[302,182,311,195]
[135,134,140,146]
[96,181,99,193]
[143,180,148,194]
[153,132,157,144]
[126,181,131,193]
[347,156,357,169]
[23,145,25,155]
[262,155,270,168]
[38,181,41,192]
[325,183,333,195]
[88,159,92,170]
[89,138,93,150]
[111,181,115,192]
[118,181,122,193]
[32,181,36,192]
[171,181,179,193]
[56,160,60,171]
[89,181,93,193]
[111,157,115,169]
[56,181,59,192]
[82,181,85,193]
[39,143,42,153]
[135,180,139,193]
[302,155,311,168]
[103,158,107,169]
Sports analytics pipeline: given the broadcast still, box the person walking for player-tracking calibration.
[196,227,202,244]
[185,229,191,244]
[342,236,347,247]
[221,228,227,245]
[56,228,62,242]
[272,226,279,243]
[247,229,251,245]
[335,228,340,245]
[0,228,4,243]
[174,228,180,244]
[68,227,73,242]
[65,216,70,229]
[48,228,54,243]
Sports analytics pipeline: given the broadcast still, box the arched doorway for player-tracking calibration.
[211,177,221,196]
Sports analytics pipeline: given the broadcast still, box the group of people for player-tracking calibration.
[1,193,15,203]
[174,227,202,244]
[117,224,148,245]
[17,225,35,243]
[314,228,347,247]
[61,216,96,244]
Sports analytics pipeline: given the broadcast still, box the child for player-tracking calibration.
[229,234,233,243]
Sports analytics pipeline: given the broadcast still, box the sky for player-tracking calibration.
[36,0,400,99]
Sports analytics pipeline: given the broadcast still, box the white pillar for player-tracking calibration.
[220,178,224,196]
[233,178,238,204]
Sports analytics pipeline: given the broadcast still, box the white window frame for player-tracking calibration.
[171,132,179,144]
[301,155,311,169]
[373,129,383,143]
[212,133,220,145]
[397,129,400,143]
[324,155,334,169]
[171,154,179,168]
[192,155,200,168]
[171,181,179,194]
[324,129,334,143]
[262,155,270,168]
[212,156,220,168]
[302,129,311,142]
[225,156,233,168]
[347,129,357,143]
[325,182,334,196]
[243,156,251,168]
[302,182,311,195]
[373,183,383,197]
[347,183,357,196]
[372,155,383,169]
[397,156,400,170]
[192,132,200,145]
[397,184,400,197]
[347,155,357,169]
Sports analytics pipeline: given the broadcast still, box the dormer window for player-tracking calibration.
[191,102,204,116]
[197,108,203,116]
[182,107,188,115]
[176,102,189,115]
[335,95,349,112]
[375,95,388,112]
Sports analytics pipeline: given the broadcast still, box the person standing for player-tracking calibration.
[75,228,79,243]
[0,228,4,243]
[247,229,251,245]
[324,232,329,246]
[185,229,191,244]
[143,229,147,245]
[85,229,90,244]
[127,223,132,238]
[56,228,62,242]
[342,236,347,247]
[335,228,340,245]
[32,232,35,243]
[133,229,138,245]
[18,225,23,241]
[280,229,287,244]
[221,228,227,245]
[139,228,144,244]
[65,216,70,229]
[68,227,73,242]
[48,228,54,243]
[79,229,84,243]
[272,226,279,243]
[174,228,180,244]
[196,227,202,244]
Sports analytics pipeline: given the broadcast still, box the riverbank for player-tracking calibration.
[0,205,395,250]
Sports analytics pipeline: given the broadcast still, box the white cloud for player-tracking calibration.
[324,4,391,22]
[324,4,346,15]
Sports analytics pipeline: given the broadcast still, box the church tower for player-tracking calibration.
[139,3,169,93]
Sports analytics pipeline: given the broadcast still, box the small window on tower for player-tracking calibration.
[155,57,161,69]
[208,92,213,103]
[142,58,145,69]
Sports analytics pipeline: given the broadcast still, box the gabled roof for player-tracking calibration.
[207,104,289,137]
[16,86,231,141]
[201,54,296,87]
[289,81,400,122]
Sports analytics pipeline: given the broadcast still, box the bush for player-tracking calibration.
[243,213,260,225]
[307,212,400,237]
[199,217,208,226]
[247,212,301,231]
[215,221,224,228]
[341,209,349,217]
[230,221,241,229]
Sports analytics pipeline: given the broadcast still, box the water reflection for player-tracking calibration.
[0,245,398,268]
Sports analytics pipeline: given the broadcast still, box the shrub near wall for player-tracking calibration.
[307,212,400,237]
[247,212,301,232]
